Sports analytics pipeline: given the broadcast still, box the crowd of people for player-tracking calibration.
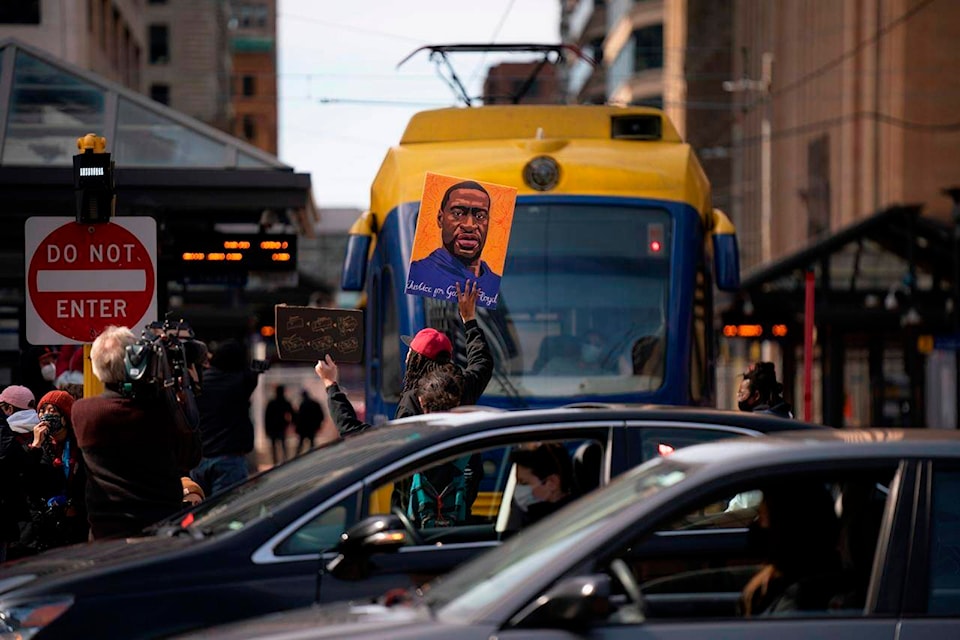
[0,276,799,567]
[0,326,334,560]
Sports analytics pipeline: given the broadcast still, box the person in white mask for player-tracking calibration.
[0,385,40,437]
[510,442,574,528]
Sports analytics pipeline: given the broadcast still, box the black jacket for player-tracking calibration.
[196,367,259,457]
[754,401,794,419]
[394,319,493,419]
[325,382,369,437]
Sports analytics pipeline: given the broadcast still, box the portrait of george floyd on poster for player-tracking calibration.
[405,172,516,309]
[274,305,364,363]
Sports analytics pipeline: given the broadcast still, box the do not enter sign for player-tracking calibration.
[25,217,157,344]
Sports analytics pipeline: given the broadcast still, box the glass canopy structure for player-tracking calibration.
[0,38,285,170]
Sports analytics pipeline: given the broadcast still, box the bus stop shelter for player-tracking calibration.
[721,204,958,429]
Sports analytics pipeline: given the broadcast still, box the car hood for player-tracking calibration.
[175,601,446,640]
[0,534,191,592]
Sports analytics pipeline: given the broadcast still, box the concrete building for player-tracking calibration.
[0,0,144,91]
[227,0,277,154]
[731,0,960,270]
[142,0,231,130]
[721,1,960,429]
[559,0,733,210]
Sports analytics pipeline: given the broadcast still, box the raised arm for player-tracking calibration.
[316,355,371,436]
[456,281,493,405]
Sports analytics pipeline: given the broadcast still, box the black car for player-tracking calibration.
[180,428,960,640]
[0,405,818,639]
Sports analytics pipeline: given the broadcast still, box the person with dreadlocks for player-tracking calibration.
[315,280,491,435]
[737,361,794,419]
[395,280,492,418]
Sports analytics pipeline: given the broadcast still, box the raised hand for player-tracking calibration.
[456,280,479,323]
[315,354,340,388]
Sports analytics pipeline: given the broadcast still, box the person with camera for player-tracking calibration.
[13,390,89,555]
[73,325,200,540]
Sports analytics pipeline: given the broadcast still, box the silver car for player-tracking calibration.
[180,428,960,640]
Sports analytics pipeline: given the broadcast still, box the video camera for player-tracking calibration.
[121,318,207,400]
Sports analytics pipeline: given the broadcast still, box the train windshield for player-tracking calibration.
[473,202,671,401]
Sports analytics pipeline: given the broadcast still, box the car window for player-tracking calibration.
[592,465,897,624]
[640,426,748,461]
[276,490,360,556]
[929,466,960,615]
[368,438,604,545]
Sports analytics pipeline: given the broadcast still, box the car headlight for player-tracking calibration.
[0,596,73,639]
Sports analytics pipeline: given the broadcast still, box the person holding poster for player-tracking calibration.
[406,175,516,309]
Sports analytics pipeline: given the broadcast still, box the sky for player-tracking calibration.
[276,0,561,212]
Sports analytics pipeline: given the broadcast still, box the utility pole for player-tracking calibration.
[724,51,774,263]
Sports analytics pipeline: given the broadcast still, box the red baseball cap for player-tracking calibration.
[401,328,452,361]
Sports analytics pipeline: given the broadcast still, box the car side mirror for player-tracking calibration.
[510,574,613,632]
[324,515,411,581]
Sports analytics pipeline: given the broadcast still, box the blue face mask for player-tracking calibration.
[513,484,542,510]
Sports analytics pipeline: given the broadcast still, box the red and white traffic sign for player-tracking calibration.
[25,217,157,344]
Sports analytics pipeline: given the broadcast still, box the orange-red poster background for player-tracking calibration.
[406,172,517,308]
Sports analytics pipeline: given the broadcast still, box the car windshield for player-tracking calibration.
[424,203,671,403]
[428,455,693,619]
[154,420,433,536]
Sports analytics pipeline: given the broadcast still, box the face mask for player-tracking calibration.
[738,399,756,412]
[41,363,56,382]
[513,484,543,510]
[581,343,603,364]
[43,413,64,436]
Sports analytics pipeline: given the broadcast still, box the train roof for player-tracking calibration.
[369,104,711,219]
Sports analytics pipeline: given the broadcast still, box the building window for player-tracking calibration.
[150,84,170,105]
[633,24,664,72]
[149,24,169,64]
[243,115,257,140]
[806,135,831,239]
[242,75,256,97]
[0,1,41,24]
[238,4,269,28]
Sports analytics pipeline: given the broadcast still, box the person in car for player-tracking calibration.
[509,442,575,528]
[740,480,842,616]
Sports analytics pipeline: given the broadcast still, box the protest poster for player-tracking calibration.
[405,172,516,309]
[274,305,363,363]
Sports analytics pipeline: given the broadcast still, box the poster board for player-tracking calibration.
[405,172,516,308]
[274,305,363,363]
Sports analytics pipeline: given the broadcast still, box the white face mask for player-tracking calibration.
[41,363,56,382]
[581,343,603,364]
[513,484,542,510]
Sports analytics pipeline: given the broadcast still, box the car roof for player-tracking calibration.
[384,404,823,437]
[666,427,960,472]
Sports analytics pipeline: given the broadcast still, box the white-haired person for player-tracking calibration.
[72,325,200,540]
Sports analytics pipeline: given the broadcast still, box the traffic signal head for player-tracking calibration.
[73,134,114,224]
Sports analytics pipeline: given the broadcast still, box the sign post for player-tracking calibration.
[25,217,157,345]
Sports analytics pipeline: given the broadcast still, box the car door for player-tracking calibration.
[316,423,618,603]
[894,460,960,639]
[502,458,914,640]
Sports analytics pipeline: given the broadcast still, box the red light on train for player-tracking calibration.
[648,223,664,255]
